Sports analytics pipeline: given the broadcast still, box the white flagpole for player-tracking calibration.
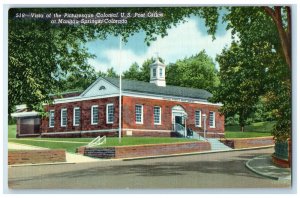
[118,36,122,143]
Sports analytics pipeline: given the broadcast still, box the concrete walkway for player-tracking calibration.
[8,142,102,164]
[246,155,291,180]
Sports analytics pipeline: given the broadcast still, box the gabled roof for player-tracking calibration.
[103,77,212,100]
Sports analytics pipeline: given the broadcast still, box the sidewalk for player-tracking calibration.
[8,142,102,164]
[246,155,291,180]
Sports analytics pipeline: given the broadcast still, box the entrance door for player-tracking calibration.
[175,116,183,125]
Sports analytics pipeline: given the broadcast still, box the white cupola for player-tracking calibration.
[150,56,166,87]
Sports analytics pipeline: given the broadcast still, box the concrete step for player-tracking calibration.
[206,138,232,151]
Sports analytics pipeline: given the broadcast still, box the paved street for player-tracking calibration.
[8,147,291,189]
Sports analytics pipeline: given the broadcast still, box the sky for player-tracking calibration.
[86,14,235,73]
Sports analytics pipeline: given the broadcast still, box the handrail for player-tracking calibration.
[174,123,185,137]
[87,136,106,147]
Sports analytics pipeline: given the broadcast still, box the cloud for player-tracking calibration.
[88,17,234,73]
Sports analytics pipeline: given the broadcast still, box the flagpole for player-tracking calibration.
[118,36,122,143]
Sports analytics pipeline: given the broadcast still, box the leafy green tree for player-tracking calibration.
[212,43,267,131]
[9,7,218,114]
[58,67,97,92]
[166,50,218,91]
[106,67,119,78]
[123,62,140,81]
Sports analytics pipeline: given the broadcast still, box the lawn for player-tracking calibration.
[225,121,274,138]
[225,121,275,132]
[225,132,272,138]
[8,125,196,153]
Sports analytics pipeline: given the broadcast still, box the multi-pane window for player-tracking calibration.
[49,110,55,127]
[106,104,114,124]
[73,107,80,126]
[154,106,161,125]
[209,111,215,128]
[195,110,201,127]
[153,68,157,77]
[159,68,163,77]
[91,105,99,125]
[61,108,67,127]
[135,105,143,124]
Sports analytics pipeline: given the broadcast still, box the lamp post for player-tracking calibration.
[202,114,207,139]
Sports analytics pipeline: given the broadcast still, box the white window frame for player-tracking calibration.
[49,110,55,128]
[91,105,99,125]
[135,104,143,124]
[209,111,216,128]
[159,68,163,77]
[60,108,67,127]
[73,107,80,126]
[153,68,157,77]
[195,110,201,127]
[106,103,114,124]
[154,106,161,125]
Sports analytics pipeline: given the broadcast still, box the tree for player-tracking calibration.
[123,62,140,81]
[166,50,219,92]
[106,67,119,78]
[212,43,267,131]
[9,7,218,113]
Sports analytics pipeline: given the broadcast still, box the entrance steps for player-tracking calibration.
[206,138,232,151]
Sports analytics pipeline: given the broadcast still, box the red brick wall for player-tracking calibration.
[122,96,224,134]
[221,137,274,149]
[77,141,211,159]
[41,97,120,134]
[41,95,224,137]
[8,149,66,165]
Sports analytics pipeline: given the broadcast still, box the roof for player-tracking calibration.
[11,111,39,118]
[103,77,212,100]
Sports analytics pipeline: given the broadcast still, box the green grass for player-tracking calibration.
[8,124,196,153]
[8,125,17,138]
[225,121,274,138]
[225,132,272,138]
[9,139,88,153]
[225,121,275,133]
[9,137,196,153]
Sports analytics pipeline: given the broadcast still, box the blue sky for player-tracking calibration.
[86,14,235,73]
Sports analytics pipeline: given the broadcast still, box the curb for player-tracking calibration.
[245,155,291,181]
[9,162,75,167]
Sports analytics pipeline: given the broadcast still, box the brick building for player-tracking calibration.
[40,58,224,138]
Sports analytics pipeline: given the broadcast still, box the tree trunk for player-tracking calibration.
[263,6,291,70]
[240,126,244,132]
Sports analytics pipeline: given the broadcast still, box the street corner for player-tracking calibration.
[245,155,291,181]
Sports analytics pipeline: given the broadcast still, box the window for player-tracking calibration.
[61,108,67,127]
[153,68,156,77]
[91,105,99,125]
[209,111,215,128]
[73,107,80,126]
[135,105,143,124]
[195,110,201,127]
[159,68,163,77]
[106,104,114,124]
[49,110,55,128]
[154,106,161,125]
